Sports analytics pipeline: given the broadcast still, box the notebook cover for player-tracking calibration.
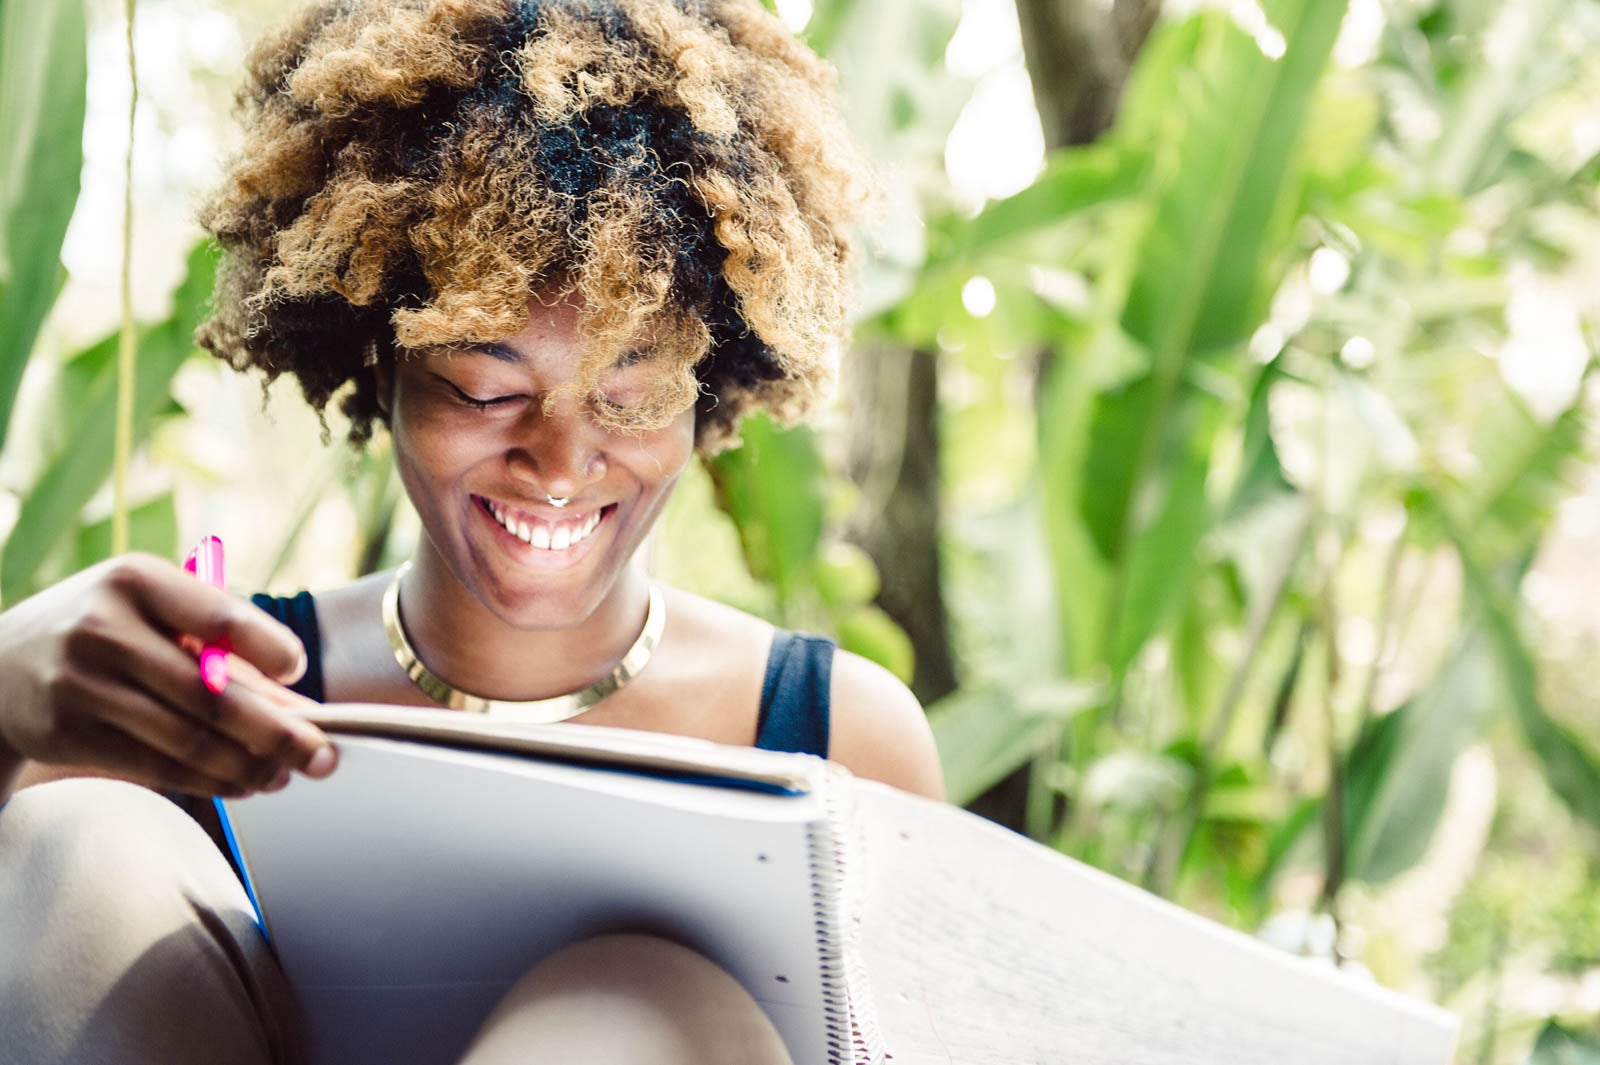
[219,724,873,1064]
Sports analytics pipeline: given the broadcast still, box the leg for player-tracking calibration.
[0,779,304,1065]
[455,933,796,1065]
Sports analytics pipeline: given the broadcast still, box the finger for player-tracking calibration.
[222,650,319,710]
[74,721,247,799]
[68,669,282,792]
[112,555,308,684]
[175,643,339,779]
[104,626,334,776]
[215,654,337,776]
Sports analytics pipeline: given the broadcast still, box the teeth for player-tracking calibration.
[485,498,603,552]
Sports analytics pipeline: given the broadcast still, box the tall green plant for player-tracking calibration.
[1041,0,1347,696]
[0,243,215,602]
[0,0,87,451]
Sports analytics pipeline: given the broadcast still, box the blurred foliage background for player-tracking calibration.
[4,0,1600,1057]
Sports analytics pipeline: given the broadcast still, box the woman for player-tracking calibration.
[0,1,943,1062]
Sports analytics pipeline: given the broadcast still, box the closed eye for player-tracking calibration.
[592,394,641,413]
[449,384,523,411]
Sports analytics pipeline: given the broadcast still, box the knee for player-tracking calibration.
[525,933,780,1022]
[0,781,292,1065]
[539,932,736,988]
[461,934,795,1064]
[0,779,250,947]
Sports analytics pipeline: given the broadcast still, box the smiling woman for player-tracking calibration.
[0,2,943,1063]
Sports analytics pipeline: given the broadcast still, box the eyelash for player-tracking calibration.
[450,387,635,414]
[454,391,513,411]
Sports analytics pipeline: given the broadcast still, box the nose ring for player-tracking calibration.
[547,495,570,509]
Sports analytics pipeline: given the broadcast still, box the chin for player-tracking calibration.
[461,489,633,611]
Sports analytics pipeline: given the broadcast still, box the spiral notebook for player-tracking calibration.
[217,705,882,1065]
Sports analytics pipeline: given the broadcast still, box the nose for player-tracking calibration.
[506,394,607,501]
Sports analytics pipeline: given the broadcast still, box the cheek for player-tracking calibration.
[391,392,482,471]
[618,411,696,488]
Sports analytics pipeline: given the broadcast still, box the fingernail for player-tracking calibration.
[264,767,292,792]
[306,745,337,778]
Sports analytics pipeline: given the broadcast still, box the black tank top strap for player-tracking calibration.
[249,590,325,704]
[753,629,834,758]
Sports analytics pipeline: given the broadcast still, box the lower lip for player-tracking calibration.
[474,496,616,571]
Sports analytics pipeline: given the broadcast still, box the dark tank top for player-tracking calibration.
[249,590,833,756]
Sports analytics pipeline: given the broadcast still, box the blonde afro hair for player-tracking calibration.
[197,0,872,453]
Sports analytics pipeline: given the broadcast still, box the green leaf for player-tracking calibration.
[1,243,216,599]
[1454,375,1592,569]
[73,494,178,570]
[0,0,87,448]
[801,0,861,58]
[1527,1020,1600,1065]
[1448,507,1600,837]
[926,142,1150,267]
[1222,359,1295,522]
[928,688,1051,809]
[706,413,827,608]
[1039,0,1348,679]
[929,682,1100,807]
[813,540,879,607]
[1342,637,1500,884]
[1081,750,1194,814]
[1431,0,1569,194]
[834,604,913,684]
[1257,794,1322,897]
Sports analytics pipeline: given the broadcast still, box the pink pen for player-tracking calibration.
[183,536,230,694]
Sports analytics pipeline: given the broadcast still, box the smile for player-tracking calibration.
[476,496,613,552]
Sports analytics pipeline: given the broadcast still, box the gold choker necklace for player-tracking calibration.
[381,560,664,721]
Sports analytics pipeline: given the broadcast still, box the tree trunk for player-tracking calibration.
[1019,0,1160,150]
[844,343,960,706]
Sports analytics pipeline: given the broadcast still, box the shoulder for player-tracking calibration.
[658,585,775,645]
[827,649,946,802]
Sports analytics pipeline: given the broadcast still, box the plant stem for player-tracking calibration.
[1318,531,1348,916]
[1140,498,1315,896]
[111,0,138,555]
[1474,915,1508,1065]
[1261,620,1310,758]
[1205,497,1315,754]
[1024,744,1058,843]
[256,451,347,590]
[1352,520,1409,737]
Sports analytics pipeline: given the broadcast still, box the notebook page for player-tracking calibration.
[304,705,822,793]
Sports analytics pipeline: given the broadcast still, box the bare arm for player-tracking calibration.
[827,650,946,801]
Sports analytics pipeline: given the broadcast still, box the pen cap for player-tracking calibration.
[188,535,226,589]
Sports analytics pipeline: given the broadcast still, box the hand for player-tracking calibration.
[0,553,337,797]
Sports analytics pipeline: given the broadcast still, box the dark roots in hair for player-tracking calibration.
[196,0,872,454]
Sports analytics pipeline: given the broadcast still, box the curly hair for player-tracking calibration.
[196,0,872,454]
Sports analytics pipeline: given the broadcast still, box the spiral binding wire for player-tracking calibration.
[812,770,885,1064]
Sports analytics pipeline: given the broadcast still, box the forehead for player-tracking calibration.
[420,295,648,372]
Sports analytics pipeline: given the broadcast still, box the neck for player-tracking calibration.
[396,541,653,702]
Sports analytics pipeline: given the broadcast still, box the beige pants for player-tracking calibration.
[0,780,794,1065]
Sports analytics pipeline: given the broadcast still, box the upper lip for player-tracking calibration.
[476,494,609,520]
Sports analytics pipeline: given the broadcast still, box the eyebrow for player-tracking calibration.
[458,342,649,367]
[469,342,525,364]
